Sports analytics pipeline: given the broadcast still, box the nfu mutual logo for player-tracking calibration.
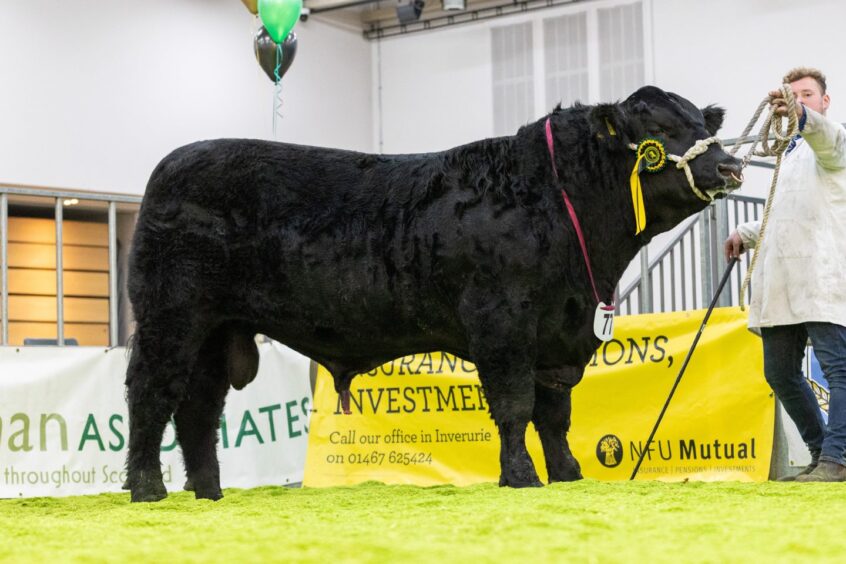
[594,434,760,467]
[596,434,623,468]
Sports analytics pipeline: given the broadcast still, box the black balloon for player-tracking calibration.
[254,27,297,83]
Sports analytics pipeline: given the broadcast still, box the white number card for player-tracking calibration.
[593,302,615,341]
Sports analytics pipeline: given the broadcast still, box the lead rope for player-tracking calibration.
[733,84,799,309]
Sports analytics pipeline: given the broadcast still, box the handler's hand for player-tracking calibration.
[769,89,804,121]
[724,231,745,261]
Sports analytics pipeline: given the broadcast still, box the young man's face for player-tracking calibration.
[790,76,830,115]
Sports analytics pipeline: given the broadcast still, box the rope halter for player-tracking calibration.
[627,135,725,204]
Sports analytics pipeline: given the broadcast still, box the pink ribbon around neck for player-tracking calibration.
[545,117,614,310]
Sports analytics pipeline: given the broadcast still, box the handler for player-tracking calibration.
[725,67,846,482]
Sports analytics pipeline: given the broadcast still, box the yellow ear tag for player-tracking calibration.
[629,138,667,235]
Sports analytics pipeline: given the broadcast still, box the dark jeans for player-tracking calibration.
[761,323,846,466]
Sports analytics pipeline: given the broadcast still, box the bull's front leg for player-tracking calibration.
[532,367,585,482]
[476,355,543,488]
[462,290,542,488]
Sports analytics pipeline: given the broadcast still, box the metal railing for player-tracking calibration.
[0,184,142,347]
[617,194,765,316]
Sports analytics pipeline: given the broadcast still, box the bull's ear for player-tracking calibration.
[589,103,628,148]
[702,105,725,135]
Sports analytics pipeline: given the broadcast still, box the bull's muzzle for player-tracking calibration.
[717,160,744,189]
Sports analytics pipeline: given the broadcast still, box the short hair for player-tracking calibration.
[783,67,827,94]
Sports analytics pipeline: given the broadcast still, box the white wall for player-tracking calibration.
[374,22,495,153]
[0,0,373,195]
[652,0,846,140]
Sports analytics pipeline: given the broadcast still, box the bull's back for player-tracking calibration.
[131,139,459,335]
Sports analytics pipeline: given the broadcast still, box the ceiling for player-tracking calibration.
[299,0,590,39]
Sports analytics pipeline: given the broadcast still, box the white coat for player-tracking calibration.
[737,107,846,329]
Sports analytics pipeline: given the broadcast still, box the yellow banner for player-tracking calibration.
[303,307,773,486]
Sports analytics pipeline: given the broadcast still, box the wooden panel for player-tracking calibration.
[8,322,109,346]
[8,269,109,297]
[8,243,109,271]
[64,271,109,296]
[6,296,109,323]
[8,217,108,246]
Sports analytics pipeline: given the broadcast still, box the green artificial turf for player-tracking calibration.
[0,480,840,563]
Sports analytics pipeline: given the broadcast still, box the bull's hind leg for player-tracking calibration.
[126,322,199,502]
[173,327,237,501]
[532,375,583,482]
[126,318,209,501]
[462,290,542,488]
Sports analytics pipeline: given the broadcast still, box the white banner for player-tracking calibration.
[0,341,312,498]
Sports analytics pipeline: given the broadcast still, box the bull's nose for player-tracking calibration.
[717,161,744,187]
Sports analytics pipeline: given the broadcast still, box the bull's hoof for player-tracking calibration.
[549,471,583,483]
[499,475,544,488]
[129,470,168,503]
[548,455,583,482]
[498,451,543,488]
[195,488,223,501]
[130,484,168,503]
[190,474,222,501]
[183,478,194,492]
[498,462,543,488]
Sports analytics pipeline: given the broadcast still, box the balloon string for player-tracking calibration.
[274,42,284,82]
[272,43,284,138]
[273,81,284,137]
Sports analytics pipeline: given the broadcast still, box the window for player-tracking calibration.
[491,1,646,128]
[491,22,535,136]
[544,13,588,109]
[598,3,645,101]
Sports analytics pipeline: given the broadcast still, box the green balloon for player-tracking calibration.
[258,0,303,44]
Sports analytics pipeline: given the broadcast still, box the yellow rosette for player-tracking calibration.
[630,138,667,235]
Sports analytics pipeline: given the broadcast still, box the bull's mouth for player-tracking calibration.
[727,170,744,188]
[715,162,744,190]
[704,170,743,199]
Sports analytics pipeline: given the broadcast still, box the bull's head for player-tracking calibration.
[588,86,743,233]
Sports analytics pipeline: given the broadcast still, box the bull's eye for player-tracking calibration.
[636,138,667,173]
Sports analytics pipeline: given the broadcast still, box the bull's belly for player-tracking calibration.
[227,286,595,372]
[235,285,465,371]
[255,307,594,375]
[259,320,466,373]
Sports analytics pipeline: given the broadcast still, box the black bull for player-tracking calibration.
[125,86,743,501]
